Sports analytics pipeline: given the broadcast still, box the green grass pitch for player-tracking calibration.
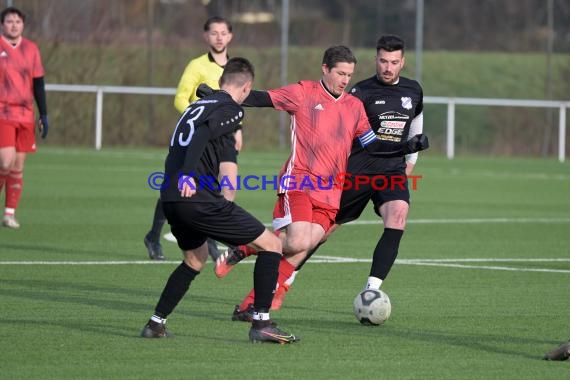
[1,147,569,379]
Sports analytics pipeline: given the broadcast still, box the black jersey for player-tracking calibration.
[161,91,244,202]
[348,75,423,174]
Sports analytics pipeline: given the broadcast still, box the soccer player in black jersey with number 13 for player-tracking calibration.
[140,57,297,344]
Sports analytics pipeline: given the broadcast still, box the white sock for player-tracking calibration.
[252,312,270,321]
[150,315,166,324]
[4,207,15,216]
[365,276,383,290]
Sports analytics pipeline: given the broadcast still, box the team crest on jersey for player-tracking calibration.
[0,50,7,58]
[401,97,412,110]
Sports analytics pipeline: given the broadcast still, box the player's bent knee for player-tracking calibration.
[380,201,409,229]
[0,161,12,172]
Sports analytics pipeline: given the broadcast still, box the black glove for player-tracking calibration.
[38,115,49,139]
[196,83,214,99]
[403,134,429,154]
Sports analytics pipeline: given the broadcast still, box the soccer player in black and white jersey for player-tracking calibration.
[140,57,297,344]
[266,34,426,310]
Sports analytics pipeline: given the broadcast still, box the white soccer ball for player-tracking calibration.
[353,289,391,325]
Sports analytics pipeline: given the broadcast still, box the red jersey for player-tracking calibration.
[269,80,375,208]
[0,36,45,123]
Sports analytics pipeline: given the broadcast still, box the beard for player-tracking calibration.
[211,46,227,54]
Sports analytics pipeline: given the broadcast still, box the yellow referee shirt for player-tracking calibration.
[174,52,225,113]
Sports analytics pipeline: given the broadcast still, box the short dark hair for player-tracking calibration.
[1,7,25,24]
[376,35,405,54]
[204,16,232,33]
[220,57,254,87]
[322,45,357,70]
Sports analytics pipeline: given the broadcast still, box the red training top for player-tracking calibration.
[269,80,374,208]
[0,36,45,123]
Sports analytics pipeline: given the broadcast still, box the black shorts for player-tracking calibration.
[335,173,410,225]
[162,200,265,251]
[219,134,238,164]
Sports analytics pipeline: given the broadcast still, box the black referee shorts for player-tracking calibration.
[335,173,410,225]
[162,200,265,251]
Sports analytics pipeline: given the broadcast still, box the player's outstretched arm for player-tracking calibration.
[196,83,273,108]
[242,90,273,108]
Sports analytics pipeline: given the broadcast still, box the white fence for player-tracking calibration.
[46,84,569,162]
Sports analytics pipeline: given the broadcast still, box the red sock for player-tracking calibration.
[238,288,256,311]
[6,171,23,210]
[238,257,296,311]
[238,245,257,257]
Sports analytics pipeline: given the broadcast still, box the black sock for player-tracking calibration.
[146,198,166,243]
[154,261,199,318]
[370,228,404,280]
[252,252,281,312]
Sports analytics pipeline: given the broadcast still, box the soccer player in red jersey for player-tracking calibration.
[0,7,48,229]
[213,46,428,319]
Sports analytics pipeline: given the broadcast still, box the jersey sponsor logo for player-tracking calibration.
[374,100,386,104]
[376,134,402,142]
[378,111,409,120]
[380,120,405,129]
[378,120,405,136]
[401,97,412,110]
[314,103,324,110]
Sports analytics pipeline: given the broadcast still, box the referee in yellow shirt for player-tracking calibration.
[144,16,241,261]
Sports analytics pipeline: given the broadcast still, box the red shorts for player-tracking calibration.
[0,119,37,152]
[272,191,337,233]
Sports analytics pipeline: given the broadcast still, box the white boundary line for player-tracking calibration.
[342,217,570,226]
[252,217,570,228]
[397,261,570,274]
[1,257,569,273]
[160,217,570,242]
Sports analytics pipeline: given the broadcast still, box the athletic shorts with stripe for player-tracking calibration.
[272,190,337,233]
